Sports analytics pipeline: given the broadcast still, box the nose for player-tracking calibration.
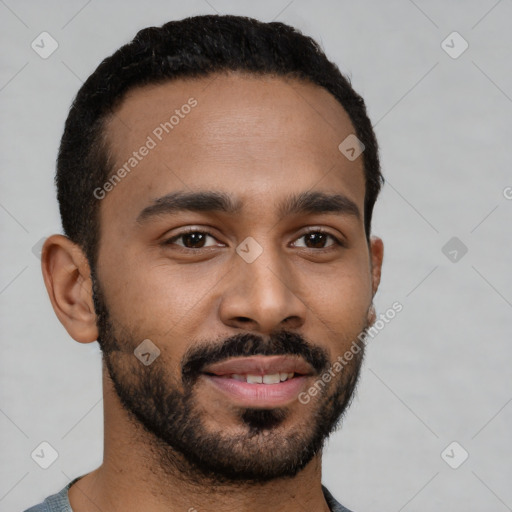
[218,246,307,334]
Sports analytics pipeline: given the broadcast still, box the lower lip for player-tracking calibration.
[203,375,308,407]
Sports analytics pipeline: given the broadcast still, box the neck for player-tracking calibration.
[68,364,332,512]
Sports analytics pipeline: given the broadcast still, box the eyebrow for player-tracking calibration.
[278,190,360,220]
[137,191,242,223]
[136,190,361,224]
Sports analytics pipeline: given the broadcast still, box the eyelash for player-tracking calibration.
[162,227,345,251]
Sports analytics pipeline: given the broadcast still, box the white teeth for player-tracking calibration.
[229,372,296,384]
[262,373,281,384]
[246,374,263,384]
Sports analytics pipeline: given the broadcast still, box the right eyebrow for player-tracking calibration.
[136,191,243,224]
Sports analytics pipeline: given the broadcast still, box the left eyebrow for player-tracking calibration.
[278,190,361,220]
[136,189,361,224]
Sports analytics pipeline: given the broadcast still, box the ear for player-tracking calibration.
[41,234,98,343]
[369,235,384,296]
[366,236,383,326]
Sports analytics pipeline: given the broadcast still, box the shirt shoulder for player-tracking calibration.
[22,486,70,512]
[322,485,355,512]
[22,476,84,512]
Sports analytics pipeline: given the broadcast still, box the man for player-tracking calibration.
[26,13,384,512]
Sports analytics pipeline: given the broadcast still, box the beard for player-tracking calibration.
[91,271,368,486]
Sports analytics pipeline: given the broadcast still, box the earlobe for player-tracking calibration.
[41,234,98,344]
[367,303,376,326]
[369,236,384,297]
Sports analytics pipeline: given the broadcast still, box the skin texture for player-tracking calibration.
[42,72,384,512]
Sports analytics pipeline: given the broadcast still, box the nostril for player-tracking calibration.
[235,317,253,323]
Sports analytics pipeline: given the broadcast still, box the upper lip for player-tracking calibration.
[202,355,315,376]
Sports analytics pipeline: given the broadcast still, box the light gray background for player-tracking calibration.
[1,1,511,511]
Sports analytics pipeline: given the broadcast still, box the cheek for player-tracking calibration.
[97,254,224,340]
[313,272,370,324]
[298,256,372,345]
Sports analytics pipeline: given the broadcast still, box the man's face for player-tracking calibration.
[92,72,381,483]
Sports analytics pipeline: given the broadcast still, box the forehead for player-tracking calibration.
[100,72,365,226]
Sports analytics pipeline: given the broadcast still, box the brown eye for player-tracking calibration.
[181,232,208,248]
[293,231,340,249]
[165,231,219,249]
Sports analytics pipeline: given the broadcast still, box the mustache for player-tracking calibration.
[181,331,330,385]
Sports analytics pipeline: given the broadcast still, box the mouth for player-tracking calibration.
[210,372,298,384]
[201,355,314,407]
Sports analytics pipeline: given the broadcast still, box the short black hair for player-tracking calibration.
[56,14,383,269]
